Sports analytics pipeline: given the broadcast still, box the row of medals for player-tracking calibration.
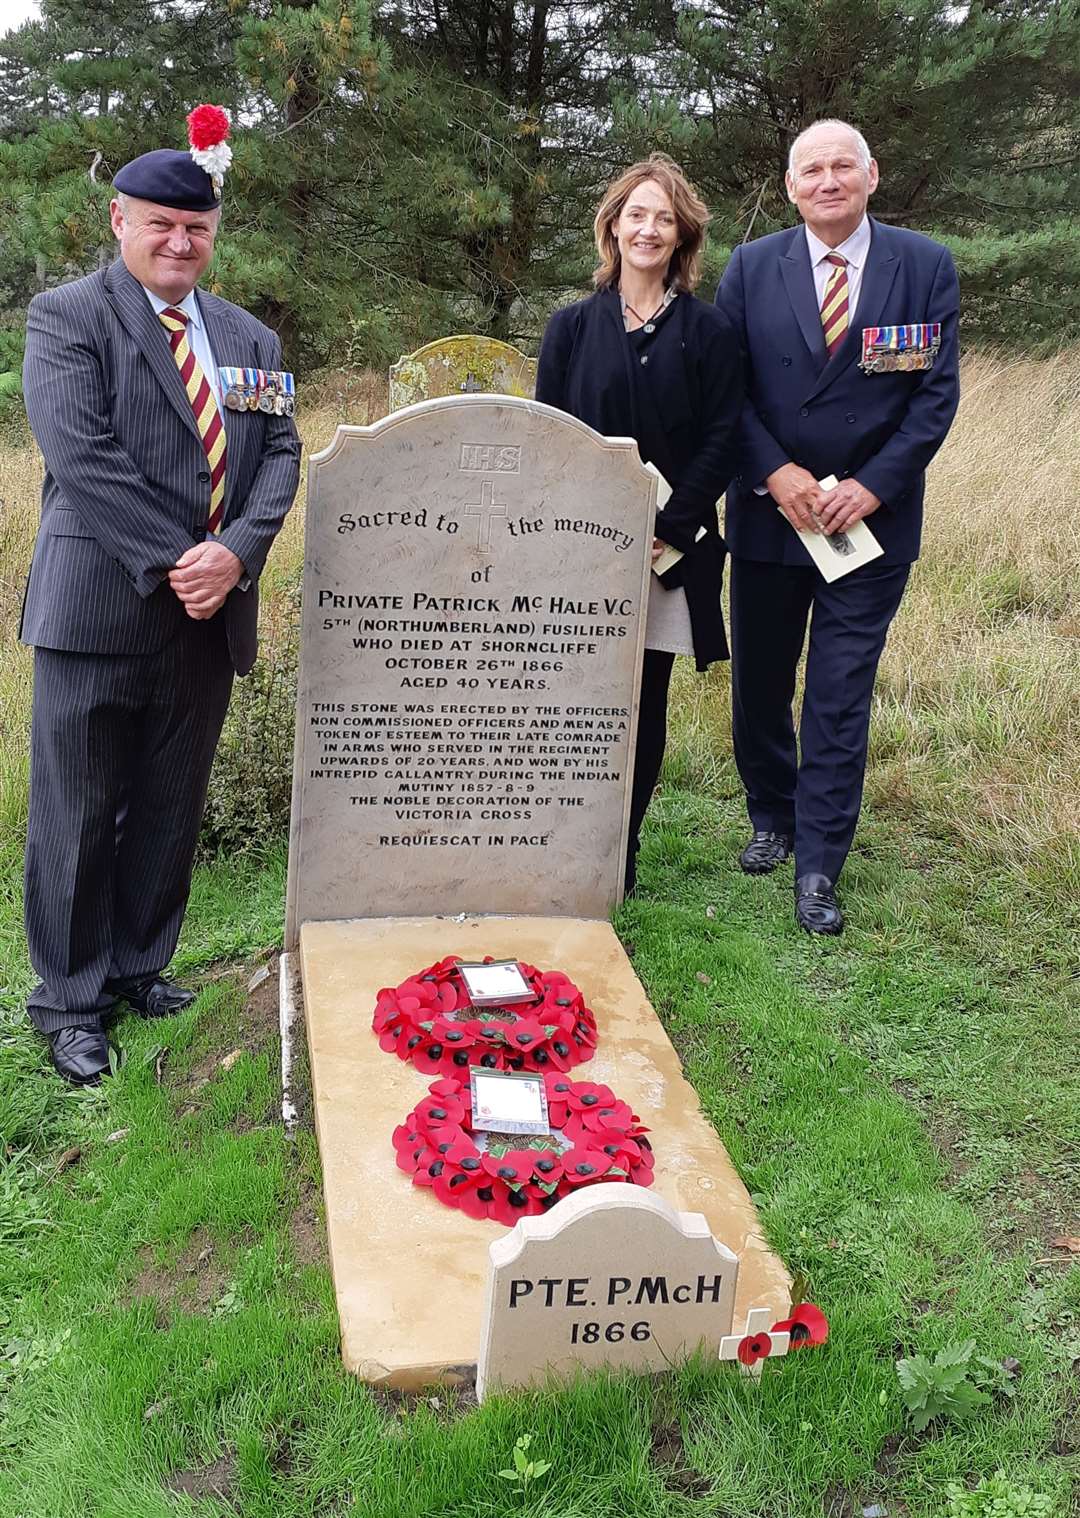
[862,350,936,372]
[223,377,295,415]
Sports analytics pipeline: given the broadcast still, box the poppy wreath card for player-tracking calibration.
[392,1073,655,1227]
[373,955,599,1078]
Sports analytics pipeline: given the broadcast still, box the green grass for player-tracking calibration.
[1,798,1077,1517]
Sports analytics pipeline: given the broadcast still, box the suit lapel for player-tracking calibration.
[199,292,247,518]
[779,228,827,369]
[104,260,203,443]
[808,218,900,400]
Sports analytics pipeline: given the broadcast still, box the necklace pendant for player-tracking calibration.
[644,322,655,333]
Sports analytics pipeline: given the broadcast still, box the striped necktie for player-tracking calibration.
[820,253,849,358]
[158,306,227,533]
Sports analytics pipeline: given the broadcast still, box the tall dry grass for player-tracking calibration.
[1,355,1077,892]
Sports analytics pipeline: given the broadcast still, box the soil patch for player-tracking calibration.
[892,1080,1073,1256]
[174,950,281,1098]
[649,1419,712,1499]
[289,1178,326,1269]
[372,1377,479,1417]
[129,1226,228,1316]
[165,1451,237,1505]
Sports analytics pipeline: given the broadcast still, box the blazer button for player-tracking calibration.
[198,470,211,483]
[640,355,649,365]
[845,413,856,424]
[799,406,809,417]
[782,355,792,366]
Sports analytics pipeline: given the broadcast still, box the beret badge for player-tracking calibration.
[186,104,232,199]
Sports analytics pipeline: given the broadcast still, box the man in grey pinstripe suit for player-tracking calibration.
[20,144,301,1084]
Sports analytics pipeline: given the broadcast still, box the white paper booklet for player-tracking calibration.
[783,474,883,582]
[644,462,706,576]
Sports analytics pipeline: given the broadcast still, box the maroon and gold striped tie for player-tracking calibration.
[820,253,849,358]
[158,306,227,532]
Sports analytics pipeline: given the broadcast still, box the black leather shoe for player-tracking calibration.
[108,976,197,1018]
[795,874,844,935]
[739,830,793,875]
[48,1026,112,1085]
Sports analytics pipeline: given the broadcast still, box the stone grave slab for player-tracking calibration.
[478,1189,739,1399]
[285,395,654,946]
[299,913,792,1390]
[389,335,537,411]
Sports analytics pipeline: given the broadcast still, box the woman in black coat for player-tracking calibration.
[536,153,743,893]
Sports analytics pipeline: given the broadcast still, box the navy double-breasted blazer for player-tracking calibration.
[717,217,960,566]
[20,260,301,675]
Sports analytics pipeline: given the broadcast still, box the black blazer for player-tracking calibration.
[536,286,743,670]
[20,260,301,675]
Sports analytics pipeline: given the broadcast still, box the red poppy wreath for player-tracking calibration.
[373,955,598,1077]
[393,1073,655,1226]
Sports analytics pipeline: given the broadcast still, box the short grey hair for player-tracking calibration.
[788,120,873,177]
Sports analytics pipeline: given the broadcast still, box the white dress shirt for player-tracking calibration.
[804,213,872,325]
[142,285,222,411]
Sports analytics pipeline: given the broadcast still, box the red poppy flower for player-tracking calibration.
[429,1078,465,1098]
[481,1149,537,1187]
[580,1100,636,1135]
[391,1124,429,1172]
[544,1038,581,1073]
[487,1178,545,1224]
[597,1133,643,1166]
[771,1303,829,1348]
[446,1176,490,1219]
[413,1091,467,1130]
[527,1149,563,1188]
[560,1147,615,1186]
[737,1332,772,1365]
[566,1081,616,1114]
[502,1018,549,1056]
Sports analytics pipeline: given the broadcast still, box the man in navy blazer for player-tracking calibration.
[20,135,300,1082]
[717,119,959,933]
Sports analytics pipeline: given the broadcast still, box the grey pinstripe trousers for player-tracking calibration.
[24,618,233,1033]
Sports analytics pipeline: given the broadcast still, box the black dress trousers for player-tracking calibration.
[24,615,233,1033]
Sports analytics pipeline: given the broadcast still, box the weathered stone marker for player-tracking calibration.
[285,395,653,944]
[389,335,537,411]
[285,392,792,1391]
[477,1188,738,1399]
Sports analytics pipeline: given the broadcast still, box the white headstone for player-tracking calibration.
[477,1188,739,1399]
[285,395,654,945]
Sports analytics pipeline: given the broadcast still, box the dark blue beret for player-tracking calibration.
[113,149,219,211]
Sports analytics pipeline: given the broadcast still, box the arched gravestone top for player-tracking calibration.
[477,1187,739,1399]
[284,393,654,945]
[389,335,537,411]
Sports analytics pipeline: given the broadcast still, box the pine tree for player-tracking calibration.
[608,0,1080,343]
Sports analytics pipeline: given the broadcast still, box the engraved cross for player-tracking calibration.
[463,478,506,553]
[460,372,482,393]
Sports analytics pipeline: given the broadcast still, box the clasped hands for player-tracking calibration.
[765,463,880,536]
[168,540,243,619]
